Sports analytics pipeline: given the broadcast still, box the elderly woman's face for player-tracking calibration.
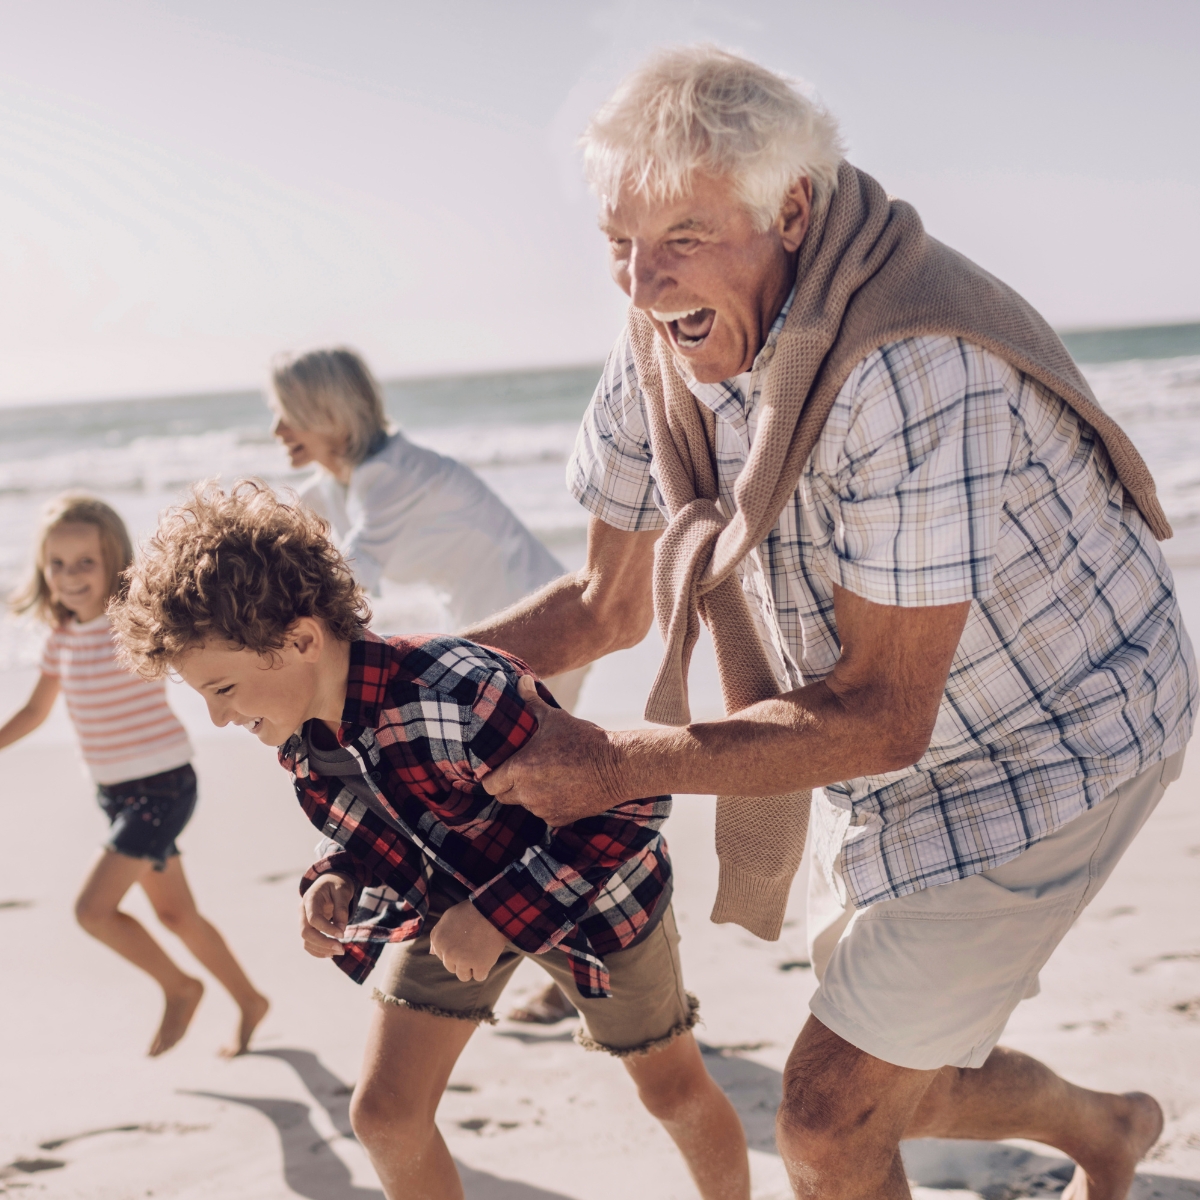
[271,412,349,479]
[602,172,810,384]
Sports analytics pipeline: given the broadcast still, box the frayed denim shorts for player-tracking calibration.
[96,763,197,871]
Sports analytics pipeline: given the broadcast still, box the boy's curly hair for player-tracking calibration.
[111,480,371,678]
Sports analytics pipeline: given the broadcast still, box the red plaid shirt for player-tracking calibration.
[281,632,672,999]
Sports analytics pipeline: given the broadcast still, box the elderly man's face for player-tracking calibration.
[602,172,810,383]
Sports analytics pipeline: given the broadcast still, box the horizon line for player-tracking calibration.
[2,318,1198,413]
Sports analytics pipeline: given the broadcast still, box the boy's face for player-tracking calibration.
[175,634,326,746]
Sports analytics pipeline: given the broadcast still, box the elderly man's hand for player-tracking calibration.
[483,675,627,825]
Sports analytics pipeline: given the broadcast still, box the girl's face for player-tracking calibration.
[44,523,109,623]
[271,412,351,482]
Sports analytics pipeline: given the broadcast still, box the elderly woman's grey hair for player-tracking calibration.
[582,45,845,231]
[270,347,391,468]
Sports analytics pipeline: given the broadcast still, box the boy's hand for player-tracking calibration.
[300,873,355,957]
[428,900,508,981]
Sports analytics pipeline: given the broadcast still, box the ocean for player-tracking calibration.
[0,322,1198,669]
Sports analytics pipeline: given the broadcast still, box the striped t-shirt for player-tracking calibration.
[40,614,193,786]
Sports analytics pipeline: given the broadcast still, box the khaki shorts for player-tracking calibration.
[373,889,698,1058]
[808,749,1186,1071]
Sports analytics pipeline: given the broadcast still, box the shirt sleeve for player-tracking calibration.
[461,659,671,953]
[336,460,395,592]
[39,629,60,677]
[469,795,671,956]
[566,328,669,533]
[824,337,1011,608]
[296,472,332,522]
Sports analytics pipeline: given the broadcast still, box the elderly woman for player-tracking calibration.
[270,349,561,629]
[270,346,584,1025]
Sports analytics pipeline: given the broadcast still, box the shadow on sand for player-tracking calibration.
[182,1044,1200,1200]
[185,1047,573,1200]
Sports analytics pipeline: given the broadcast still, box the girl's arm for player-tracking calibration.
[0,673,61,751]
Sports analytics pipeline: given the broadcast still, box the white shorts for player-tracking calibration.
[807,749,1186,1071]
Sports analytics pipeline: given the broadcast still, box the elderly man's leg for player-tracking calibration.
[776,1016,934,1199]
[777,1016,1162,1200]
[908,1043,1162,1200]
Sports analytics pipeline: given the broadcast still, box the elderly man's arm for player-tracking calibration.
[461,516,661,678]
[482,585,970,824]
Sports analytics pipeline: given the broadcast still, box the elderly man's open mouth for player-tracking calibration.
[652,306,716,349]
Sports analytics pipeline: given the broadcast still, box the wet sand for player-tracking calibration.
[1,588,1199,1199]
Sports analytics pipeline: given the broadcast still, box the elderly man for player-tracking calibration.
[468,46,1196,1200]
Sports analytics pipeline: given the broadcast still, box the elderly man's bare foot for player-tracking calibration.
[148,977,204,1057]
[506,983,578,1025]
[1062,1091,1164,1200]
[219,992,270,1059]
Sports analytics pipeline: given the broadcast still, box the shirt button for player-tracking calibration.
[369,770,382,781]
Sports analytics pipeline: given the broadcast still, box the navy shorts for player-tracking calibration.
[97,764,197,871]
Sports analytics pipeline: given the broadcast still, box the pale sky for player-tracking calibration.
[1,0,1197,406]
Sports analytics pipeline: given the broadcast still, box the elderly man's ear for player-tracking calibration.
[778,176,813,253]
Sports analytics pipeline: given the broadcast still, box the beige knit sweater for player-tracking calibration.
[629,161,1169,941]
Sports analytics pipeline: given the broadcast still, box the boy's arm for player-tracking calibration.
[460,662,670,955]
[0,673,60,752]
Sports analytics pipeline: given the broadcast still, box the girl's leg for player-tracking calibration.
[349,1001,479,1200]
[75,849,204,1057]
[623,1031,751,1200]
[140,857,269,1057]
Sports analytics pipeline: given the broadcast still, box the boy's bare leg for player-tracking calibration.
[140,857,269,1057]
[777,1016,1163,1200]
[74,849,204,1056]
[623,1031,751,1200]
[351,1002,479,1200]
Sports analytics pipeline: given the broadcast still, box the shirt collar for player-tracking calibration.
[337,631,393,737]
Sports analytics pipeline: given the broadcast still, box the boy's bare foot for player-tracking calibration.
[506,982,578,1025]
[149,977,204,1057]
[1063,1091,1164,1200]
[219,992,270,1058]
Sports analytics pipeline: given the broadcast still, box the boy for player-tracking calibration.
[110,482,750,1200]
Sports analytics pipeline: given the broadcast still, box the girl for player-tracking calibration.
[0,493,268,1057]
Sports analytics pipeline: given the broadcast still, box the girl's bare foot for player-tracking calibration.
[219,992,270,1058]
[149,977,204,1057]
[1063,1091,1164,1200]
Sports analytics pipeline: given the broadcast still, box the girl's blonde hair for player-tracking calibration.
[10,493,134,626]
[270,347,390,468]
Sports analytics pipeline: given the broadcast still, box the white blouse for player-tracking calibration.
[300,430,564,627]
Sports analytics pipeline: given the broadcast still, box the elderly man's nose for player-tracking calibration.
[627,244,669,308]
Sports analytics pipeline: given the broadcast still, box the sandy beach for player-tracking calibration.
[2,573,1199,1200]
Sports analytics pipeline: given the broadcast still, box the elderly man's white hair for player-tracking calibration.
[583,45,845,231]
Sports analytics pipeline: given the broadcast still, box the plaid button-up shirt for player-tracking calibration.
[282,633,672,998]
[568,295,1196,908]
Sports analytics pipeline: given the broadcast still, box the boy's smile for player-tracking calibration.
[174,619,351,747]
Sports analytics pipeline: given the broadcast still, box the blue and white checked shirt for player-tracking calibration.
[568,294,1197,908]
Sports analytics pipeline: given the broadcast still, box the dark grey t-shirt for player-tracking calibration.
[302,720,471,902]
